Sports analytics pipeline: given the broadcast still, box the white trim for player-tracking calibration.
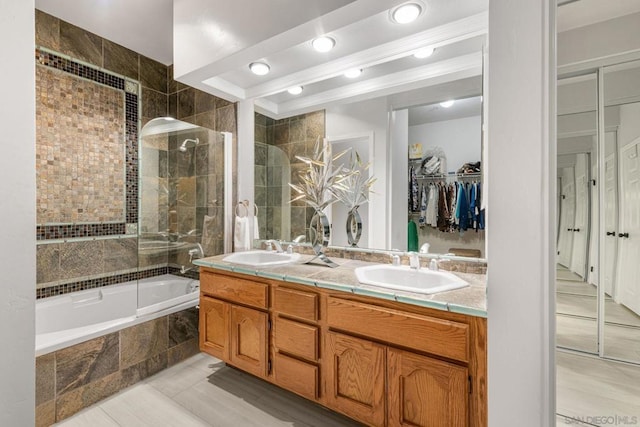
[223,132,234,253]
[558,49,640,77]
[243,12,488,100]
[269,54,482,119]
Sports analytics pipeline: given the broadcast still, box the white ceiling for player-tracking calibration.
[408,95,482,126]
[35,0,640,120]
[557,0,640,33]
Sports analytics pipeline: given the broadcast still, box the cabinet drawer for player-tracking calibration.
[273,287,318,321]
[200,271,268,309]
[274,317,318,361]
[273,353,318,400]
[327,297,469,362]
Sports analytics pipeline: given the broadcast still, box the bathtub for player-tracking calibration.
[35,274,199,356]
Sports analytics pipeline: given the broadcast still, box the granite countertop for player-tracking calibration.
[194,253,487,318]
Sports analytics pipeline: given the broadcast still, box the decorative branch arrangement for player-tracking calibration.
[333,151,376,210]
[289,137,351,210]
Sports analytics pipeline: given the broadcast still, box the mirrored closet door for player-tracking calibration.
[556,73,599,354]
[557,61,640,365]
[603,60,640,363]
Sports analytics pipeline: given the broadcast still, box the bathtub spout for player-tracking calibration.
[180,265,199,274]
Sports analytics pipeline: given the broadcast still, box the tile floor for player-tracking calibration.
[54,353,360,427]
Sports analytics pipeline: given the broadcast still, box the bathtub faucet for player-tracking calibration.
[188,243,204,263]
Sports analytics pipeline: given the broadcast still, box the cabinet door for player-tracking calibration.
[325,332,385,426]
[230,305,269,378]
[388,348,468,427]
[199,296,229,360]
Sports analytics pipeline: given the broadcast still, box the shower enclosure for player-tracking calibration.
[138,118,232,304]
[254,141,291,241]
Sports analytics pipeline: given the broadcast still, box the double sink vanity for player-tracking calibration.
[194,248,487,427]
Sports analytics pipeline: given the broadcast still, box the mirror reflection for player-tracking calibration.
[556,73,598,353]
[254,77,485,259]
[556,61,640,364]
[603,61,640,362]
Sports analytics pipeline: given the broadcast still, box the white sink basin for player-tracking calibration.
[223,250,301,267]
[354,264,469,294]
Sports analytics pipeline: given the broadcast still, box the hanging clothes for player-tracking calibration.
[418,184,427,228]
[425,184,438,227]
[448,182,457,230]
[469,183,478,230]
[477,182,485,230]
[456,182,470,232]
[437,183,450,232]
[409,166,419,212]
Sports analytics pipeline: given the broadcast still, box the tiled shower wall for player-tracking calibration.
[35,10,237,298]
[255,111,326,240]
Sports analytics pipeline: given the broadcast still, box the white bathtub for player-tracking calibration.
[35,274,199,356]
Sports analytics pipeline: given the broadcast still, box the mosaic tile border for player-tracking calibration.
[36,267,168,299]
[36,223,126,240]
[36,49,139,240]
[36,266,201,299]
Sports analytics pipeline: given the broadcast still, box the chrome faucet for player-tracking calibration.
[409,252,420,270]
[266,240,284,253]
[429,258,449,271]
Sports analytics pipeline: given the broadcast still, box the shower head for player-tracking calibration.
[179,138,199,152]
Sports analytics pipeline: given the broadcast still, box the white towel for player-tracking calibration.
[253,216,260,240]
[234,216,252,251]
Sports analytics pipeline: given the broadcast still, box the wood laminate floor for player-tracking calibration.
[557,351,640,426]
[54,353,361,427]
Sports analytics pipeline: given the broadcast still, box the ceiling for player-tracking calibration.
[408,95,481,126]
[557,0,640,33]
[39,1,640,122]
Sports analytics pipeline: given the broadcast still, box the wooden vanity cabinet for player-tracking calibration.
[199,271,270,379]
[199,268,487,427]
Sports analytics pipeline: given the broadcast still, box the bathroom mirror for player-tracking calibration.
[556,60,640,364]
[556,73,599,354]
[602,60,640,363]
[254,72,485,258]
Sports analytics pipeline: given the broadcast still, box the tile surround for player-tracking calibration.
[35,11,237,300]
[35,307,199,424]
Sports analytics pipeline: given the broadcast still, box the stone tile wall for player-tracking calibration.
[35,10,237,296]
[257,111,326,240]
[35,307,199,426]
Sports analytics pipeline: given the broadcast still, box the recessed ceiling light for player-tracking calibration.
[312,36,335,53]
[440,100,455,108]
[414,47,435,59]
[391,3,423,24]
[249,62,270,76]
[287,86,303,95]
[344,68,362,78]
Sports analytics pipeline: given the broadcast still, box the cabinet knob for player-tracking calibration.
[573,228,580,232]
[619,232,630,238]
[606,231,616,236]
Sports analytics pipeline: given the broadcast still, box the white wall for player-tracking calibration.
[0,1,36,425]
[487,1,555,426]
[409,115,481,173]
[389,109,409,251]
[326,98,389,249]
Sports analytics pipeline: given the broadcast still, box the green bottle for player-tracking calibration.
[408,219,419,252]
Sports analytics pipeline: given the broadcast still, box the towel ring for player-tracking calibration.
[235,201,259,217]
